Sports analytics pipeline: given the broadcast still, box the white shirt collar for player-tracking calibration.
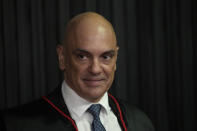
[61,80,111,119]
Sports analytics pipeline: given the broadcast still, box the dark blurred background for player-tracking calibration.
[0,0,196,131]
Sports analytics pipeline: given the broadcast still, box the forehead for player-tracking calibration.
[77,39,115,56]
[64,13,117,53]
[68,25,117,54]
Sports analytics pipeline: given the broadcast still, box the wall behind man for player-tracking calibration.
[0,0,196,131]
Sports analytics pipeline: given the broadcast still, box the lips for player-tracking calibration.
[83,78,105,87]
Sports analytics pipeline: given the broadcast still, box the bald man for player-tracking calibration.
[0,12,154,131]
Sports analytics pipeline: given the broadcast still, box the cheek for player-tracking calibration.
[71,62,88,78]
[103,63,116,77]
[66,59,80,79]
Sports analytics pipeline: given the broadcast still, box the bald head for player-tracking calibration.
[62,12,117,47]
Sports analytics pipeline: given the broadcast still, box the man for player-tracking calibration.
[0,12,154,131]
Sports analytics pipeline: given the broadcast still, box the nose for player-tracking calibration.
[88,59,102,75]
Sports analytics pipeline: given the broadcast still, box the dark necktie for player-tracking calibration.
[87,104,106,131]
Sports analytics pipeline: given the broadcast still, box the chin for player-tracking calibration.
[87,95,104,103]
[85,88,106,102]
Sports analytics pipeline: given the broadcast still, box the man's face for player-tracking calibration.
[58,22,118,102]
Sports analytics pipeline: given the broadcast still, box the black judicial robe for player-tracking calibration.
[0,85,154,131]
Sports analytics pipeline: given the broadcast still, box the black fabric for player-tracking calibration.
[0,84,154,131]
[0,0,196,131]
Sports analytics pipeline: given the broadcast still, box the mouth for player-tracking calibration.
[83,78,105,87]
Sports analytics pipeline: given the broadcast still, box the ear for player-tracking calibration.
[114,46,119,71]
[116,46,119,52]
[57,45,66,71]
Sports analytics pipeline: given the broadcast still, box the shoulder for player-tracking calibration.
[0,98,57,130]
[1,98,49,117]
[116,99,155,131]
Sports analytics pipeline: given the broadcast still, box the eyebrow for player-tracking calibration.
[73,48,90,54]
[73,48,116,55]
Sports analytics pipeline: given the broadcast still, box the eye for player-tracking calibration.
[102,55,111,60]
[76,54,88,60]
[101,53,115,61]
